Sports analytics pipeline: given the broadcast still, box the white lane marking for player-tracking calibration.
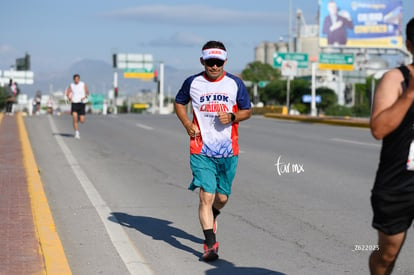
[136,123,154,130]
[331,138,381,148]
[48,116,153,275]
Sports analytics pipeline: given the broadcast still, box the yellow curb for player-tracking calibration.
[264,113,370,129]
[17,113,72,275]
[0,113,3,124]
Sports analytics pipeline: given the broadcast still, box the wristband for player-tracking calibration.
[230,113,236,122]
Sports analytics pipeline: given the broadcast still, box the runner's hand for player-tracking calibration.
[185,123,200,137]
[217,112,232,124]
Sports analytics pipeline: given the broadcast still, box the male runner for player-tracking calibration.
[66,74,89,139]
[369,17,414,274]
[175,41,251,261]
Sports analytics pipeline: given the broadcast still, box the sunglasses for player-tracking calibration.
[204,58,225,67]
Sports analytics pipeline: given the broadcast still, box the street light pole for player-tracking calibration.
[113,71,118,115]
[286,77,291,113]
[311,61,317,116]
[288,0,293,52]
[159,61,164,114]
[285,0,293,114]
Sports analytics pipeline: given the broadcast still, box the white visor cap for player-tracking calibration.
[202,48,227,61]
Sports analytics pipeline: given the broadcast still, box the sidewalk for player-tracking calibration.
[0,114,44,274]
[0,113,71,275]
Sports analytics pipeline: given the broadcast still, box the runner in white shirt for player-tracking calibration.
[66,74,89,139]
[175,41,251,261]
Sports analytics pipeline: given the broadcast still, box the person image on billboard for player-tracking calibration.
[322,0,353,46]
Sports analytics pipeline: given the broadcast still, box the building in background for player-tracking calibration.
[254,0,410,107]
[255,41,288,65]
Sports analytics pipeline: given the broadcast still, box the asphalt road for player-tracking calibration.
[25,114,414,275]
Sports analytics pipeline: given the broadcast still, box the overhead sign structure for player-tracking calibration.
[319,0,403,48]
[318,53,354,71]
[116,53,153,70]
[114,53,155,80]
[273,52,309,69]
[281,60,298,77]
[0,70,34,85]
[343,71,367,84]
[124,68,154,80]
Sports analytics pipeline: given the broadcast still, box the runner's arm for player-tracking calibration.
[370,69,414,140]
[233,109,251,123]
[217,109,251,124]
[84,84,89,97]
[65,86,72,97]
[175,102,199,136]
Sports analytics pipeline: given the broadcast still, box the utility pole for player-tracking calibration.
[113,71,118,114]
[288,0,293,52]
[311,61,317,116]
[159,62,164,114]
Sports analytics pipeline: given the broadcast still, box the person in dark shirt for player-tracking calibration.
[369,17,414,275]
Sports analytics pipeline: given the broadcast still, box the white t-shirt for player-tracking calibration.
[175,71,251,158]
[70,81,86,103]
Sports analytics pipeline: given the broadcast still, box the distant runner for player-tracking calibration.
[34,90,41,115]
[369,17,414,275]
[66,74,89,139]
[175,41,251,261]
[5,79,19,116]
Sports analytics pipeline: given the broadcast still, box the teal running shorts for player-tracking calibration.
[189,154,239,196]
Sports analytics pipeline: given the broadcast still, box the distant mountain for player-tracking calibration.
[22,59,200,98]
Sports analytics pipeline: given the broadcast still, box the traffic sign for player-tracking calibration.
[281,61,298,77]
[116,53,153,70]
[302,95,321,103]
[318,53,354,71]
[124,68,154,80]
[133,103,149,109]
[89,94,105,111]
[1,70,34,85]
[243,80,253,87]
[258,81,269,88]
[343,71,366,84]
[273,52,309,69]
[3,70,34,78]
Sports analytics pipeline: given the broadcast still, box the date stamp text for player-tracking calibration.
[352,244,379,252]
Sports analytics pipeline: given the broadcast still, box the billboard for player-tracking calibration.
[319,0,403,48]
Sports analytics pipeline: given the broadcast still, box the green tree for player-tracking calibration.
[353,82,371,117]
[291,79,311,104]
[325,105,353,116]
[354,83,368,106]
[0,86,6,111]
[290,86,337,114]
[241,61,281,104]
[241,61,281,83]
[262,79,286,104]
[262,79,310,106]
[316,87,337,111]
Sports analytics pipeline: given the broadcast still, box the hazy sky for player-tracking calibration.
[1,0,413,75]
